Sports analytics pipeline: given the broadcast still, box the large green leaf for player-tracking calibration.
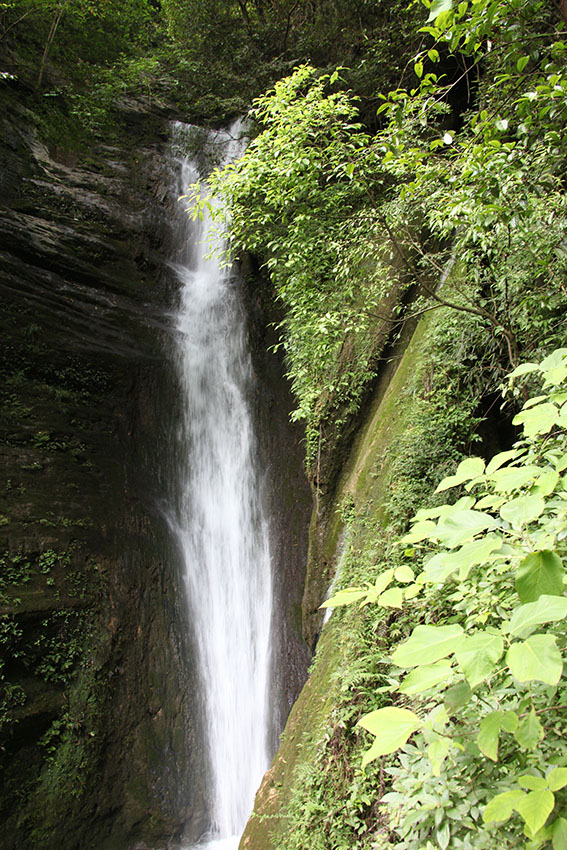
[358,707,423,766]
[320,587,367,608]
[374,568,395,596]
[519,774,548,791]
[532,467,560,497]
[516,790,555,834]
[423,534,503,583]
[548,768,567,792]
[444,679,472,713]
[379,587,403,608]
[427,0,454,22]
[455,631,504,689]
[540,349,567,385]
[500,495,545,528]
[483,789,526,823]
[485,448,525,475]
[553,817,567,850]
[509,595,567,636]
[477,711,503,761]
[491,465,540,492]
[401,520,438,544]
[394,565,415,583]
[436,510,498,548]
[507,634,563,685]
[515,709,544,750]
[513,403,558,437]
[391,624,464,668]
[428,736,450,776]
[399,660,453,695]
[508,363,540,379]
[435,456,485,493]
[516,550,564,602]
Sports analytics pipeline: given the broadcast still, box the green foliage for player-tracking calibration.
[333,349,567,848]
[195,0,567,466]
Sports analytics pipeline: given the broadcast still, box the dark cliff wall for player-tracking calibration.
[0,87,203,850]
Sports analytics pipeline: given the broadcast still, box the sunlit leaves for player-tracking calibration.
[435,456,485,492]
[357,707,423,766]
[455,631,503,689]
[514,709,544,750]
[515,551,564,603]
[509,595,567,636]
[351,354,567,846]
[427,0,454,23]
[506,635,563,685]
[391,624,464,668]
[399,660,453,695]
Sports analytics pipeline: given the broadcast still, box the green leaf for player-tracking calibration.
[513,403,559,437]
[401,520,437,544]
[516,551,564,602]
[427,0,454,22]
[399,660,453,695]
[491,465,540,492]
[508,362,539,379]
[374,568,395,596]
[540,350,567,386]
[435,457,486,493]
[477,711,503,761]
[517,55,530,73]
[500,495,545,528]
[358,707,423,765]
[553,817,567,849]
[516,790,555,834]
[506,634,563,685]
[414,60,424,78]
[391,624,465,668]
[515,708,544,750]
[483,789,526,823]
[444,679,472,713]
[436,510,498,548]
[320,587,367,608]
[379,587,403,608]
[394,565,415,583]
[423,535,503,583]
[404,583,422,601]
[428,736,450,776]
[455,631,504,689]
[510,595,567,636]
[531,468,559,497]
[501,711,519,733]
[519,774,548,791]
[486,448,524,475]
[548,768,567,792]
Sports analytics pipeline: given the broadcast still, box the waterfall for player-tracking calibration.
[168,122,273,849]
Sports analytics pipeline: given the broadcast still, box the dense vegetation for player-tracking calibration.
[198,0,567,465]
[3,0,567,848]
[0,0,416,140]
[190,1,567,849]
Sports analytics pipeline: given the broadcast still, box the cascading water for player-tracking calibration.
[168,122,273,849]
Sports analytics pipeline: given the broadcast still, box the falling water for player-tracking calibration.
[168,122,273,849]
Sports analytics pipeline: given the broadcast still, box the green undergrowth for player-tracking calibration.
[274,341,567,849]
[269,296,506,849]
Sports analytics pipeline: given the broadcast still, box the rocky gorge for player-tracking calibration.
[0,83,310,850]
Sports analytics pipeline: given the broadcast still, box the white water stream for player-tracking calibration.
[168,123,273,850]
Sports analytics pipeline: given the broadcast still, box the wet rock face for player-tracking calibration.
[0,88,205,850]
